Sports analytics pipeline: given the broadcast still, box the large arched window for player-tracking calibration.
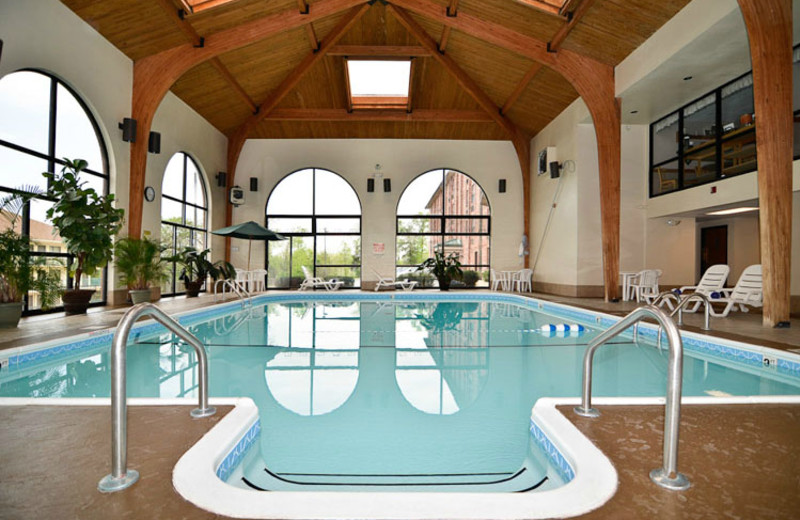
[161,152,208,296]
[266,168,361,288]
[0,70,109,314]
[396,169,490,288]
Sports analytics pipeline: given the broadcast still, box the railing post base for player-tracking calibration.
[98,469,139,493]
[573,406,600,418]
[650,468,690,491]
[191,406,217,418]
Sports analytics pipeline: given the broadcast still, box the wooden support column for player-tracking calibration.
[738,0,792,327]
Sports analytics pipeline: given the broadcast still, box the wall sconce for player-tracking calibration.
[367,178,375,192]
[147,131,161,154]
[216,172,227,187]
[666,219,682,226]
[118,118,137,142]
[250,177,258,192]
[383,178,391,192]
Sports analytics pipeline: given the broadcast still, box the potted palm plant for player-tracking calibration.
[167,247,235,297]
[417,251,463,291]
[43,159,125,314]
[114,237,168,304]
[0,191,62,327]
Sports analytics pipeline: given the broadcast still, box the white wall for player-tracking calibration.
[234,139,524,280]
[0,0,228,300]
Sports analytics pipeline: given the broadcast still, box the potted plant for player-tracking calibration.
[43,159,125,314]
[114,237,169,304]
[0,191,62,327]
[417,251,463,291]
[167,247,235,297]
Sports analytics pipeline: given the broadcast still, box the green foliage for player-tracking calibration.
[0,189,62,306]
[43,159,125,289]
[114,237,169,290]
[397,218,430,266]
[462,270,480,287]
[417,251,463,286]
[167,247,235,284]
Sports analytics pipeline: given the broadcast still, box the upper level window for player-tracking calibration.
[345,59,412,110]
[0,69,109,314]
[161,152,208,296]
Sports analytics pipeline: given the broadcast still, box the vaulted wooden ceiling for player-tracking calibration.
[61,0,690,141]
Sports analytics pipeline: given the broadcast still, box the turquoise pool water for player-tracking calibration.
[2,299,799,492]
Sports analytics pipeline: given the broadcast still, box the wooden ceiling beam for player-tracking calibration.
[296,0,320,51]
[153,0,258,113]
[265,108,493,122]
[328,45,430,56]
[501,63,542,115]
[549,0,596,52]
[512,0,567,19]
[438,0,459,53]
[387,4,517,138]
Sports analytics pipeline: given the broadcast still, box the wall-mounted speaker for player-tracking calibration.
[147,131,161,154]
[383,178,391,192]
[118,118,137,143]
[498,179,506,193]
[367,178,375,193]
[0,40,4,66]
[549,161,561,179]
[216,172,227,187]
[250,177,258,192]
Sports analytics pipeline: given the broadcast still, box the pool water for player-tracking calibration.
[2,300,799,492]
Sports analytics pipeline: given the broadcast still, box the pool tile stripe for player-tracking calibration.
[216,418,261,482]
[530,419,575,483]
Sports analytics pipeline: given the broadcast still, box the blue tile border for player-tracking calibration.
[3,291,799,384]
[530,418,575,483]
[215,418,261,482]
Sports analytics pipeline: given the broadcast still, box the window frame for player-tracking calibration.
[0,69,110,315]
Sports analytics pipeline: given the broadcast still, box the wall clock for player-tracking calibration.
[144,186,155,202]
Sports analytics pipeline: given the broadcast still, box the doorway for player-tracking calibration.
[700,225,728,278]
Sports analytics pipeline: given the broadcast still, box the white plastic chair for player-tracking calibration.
[235,270,252,292]
[250,269,268,292]
[512,269,532,293]
[299,266,343,291]
[679,264,730,312]
[709,264,762,317]
[631,269,660,303]
[372,268,417,291]
[490,269,502,291]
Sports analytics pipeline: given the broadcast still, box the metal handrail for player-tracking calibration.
[670,292,712,330]
[574,305,690,491]
[98,303,216,493]
[214,278,252,307]
[652,290,680,309]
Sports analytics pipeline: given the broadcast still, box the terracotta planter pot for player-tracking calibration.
[0,302,24,328]
[184,281,203,298]
[62,289,95,315]
[129,289,152,305]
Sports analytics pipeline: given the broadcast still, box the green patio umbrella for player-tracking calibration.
[212,221,286,271]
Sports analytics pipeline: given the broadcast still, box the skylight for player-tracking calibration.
[179,0,238,14]
[345,59,412,110]
[514,0,569,15]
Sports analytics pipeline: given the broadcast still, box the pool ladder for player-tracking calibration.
[574,305,691,491]
[98,303,216,493]
[214,278,252,307]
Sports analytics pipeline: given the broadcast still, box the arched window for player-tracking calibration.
[396,169,490,288]
[266,168,361,288]
[0,70,109,314]
[160,152,208,296]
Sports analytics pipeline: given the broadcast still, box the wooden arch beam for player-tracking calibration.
[127,0,367,238]
[737,0,792,327]
[389,0,620,299]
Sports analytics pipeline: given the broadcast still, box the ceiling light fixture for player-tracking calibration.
[706,207,758,216]
[630,110,638,114]
[683,76,693,81]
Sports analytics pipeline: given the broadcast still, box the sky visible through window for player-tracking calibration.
[347,60,411,99]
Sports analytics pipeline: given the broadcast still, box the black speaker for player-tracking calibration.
[383,178,391,192]
[498,179,506,193]
[367,178,375,192]
[0,40,4,66]
[250,177,258,192]
[148,131,161,154]
[549,161,561,179]
[118,118,137,143]
[216,172,227,187]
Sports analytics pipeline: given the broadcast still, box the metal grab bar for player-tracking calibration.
[574,305,690,491]
[670,292,711,331]
[214,278,252,307]
[652,290,680,309]
[98,303,216,493]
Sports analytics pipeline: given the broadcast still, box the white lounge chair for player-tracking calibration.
[299,266,343,291]
[631,269,660,303]
[512,269,533,293]
[372,269,417,291]
[678,264,730,312]
[709,264,762,317]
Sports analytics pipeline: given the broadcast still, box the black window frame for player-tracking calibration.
[0,69,110,315]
